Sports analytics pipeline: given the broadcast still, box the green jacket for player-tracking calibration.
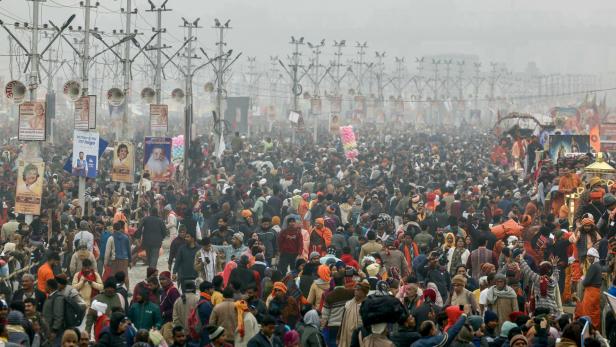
[128,301,162,330]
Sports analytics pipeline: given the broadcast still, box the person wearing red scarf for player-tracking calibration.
[72,258,104,306]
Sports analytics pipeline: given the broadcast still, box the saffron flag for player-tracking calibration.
[590,126,601,152]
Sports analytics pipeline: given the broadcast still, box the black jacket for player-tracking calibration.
[173,244,199,280]
[96,330,127,347]
[138,216,166,248]
[247,332,278,347]
[391,327,420,347]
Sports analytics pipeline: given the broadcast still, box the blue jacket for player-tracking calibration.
[100,230,112,260]
[113,232,131,261]
[198,299,213,346]
[411,314,466,347]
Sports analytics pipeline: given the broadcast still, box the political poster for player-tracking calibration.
[18,101,46,141]
[143,137,173,182]
[15,160,44,215]
[111,141,135,183]
[74,96,94,130]
[71,130,99,178]
[150,104,169,133]
[548,134,590,164]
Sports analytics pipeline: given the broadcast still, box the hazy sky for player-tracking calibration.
[2,0,616,80]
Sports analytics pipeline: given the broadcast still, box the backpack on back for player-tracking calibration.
[64,294,86,328]
[187,299,207,340]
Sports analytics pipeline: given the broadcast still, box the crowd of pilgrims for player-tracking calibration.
[0,125,615,347]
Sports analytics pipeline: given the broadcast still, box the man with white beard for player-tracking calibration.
[145,146,170,179]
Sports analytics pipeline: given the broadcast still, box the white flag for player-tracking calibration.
[215,133,225,158]
[288,111,300,123]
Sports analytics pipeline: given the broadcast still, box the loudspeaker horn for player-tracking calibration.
[4,80,26,104]
[141,87,155,104]
[171,88,185,102]
[63,80,81,101]
[107,87,125,106]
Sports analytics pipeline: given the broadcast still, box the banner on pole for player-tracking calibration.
[18,101,46,141]
[74,96,93,130]
[71,130,100,178]
[144,137,173,182]
[15,160,44,215]
[111,141,135,183]
[150,104,169,133]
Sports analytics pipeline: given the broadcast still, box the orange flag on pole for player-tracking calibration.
[590,126,601,152]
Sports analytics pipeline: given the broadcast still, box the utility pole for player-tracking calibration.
[146,0,171,106]
[431,59,441,125]
[374,51,386,104]
[245,56,261,136]
[180,17,200,182]
[279,36,309,143]
[472,62,482,109]
[352,42,369,95]
[330,40,346,96]
[306,39,329,143]
[120,1,136,139]
[211,18,240,153]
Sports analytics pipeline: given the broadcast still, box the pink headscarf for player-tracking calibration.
[222,261,238,288]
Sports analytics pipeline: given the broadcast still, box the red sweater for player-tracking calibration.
[340,254,359,270]
[277,227,303,254]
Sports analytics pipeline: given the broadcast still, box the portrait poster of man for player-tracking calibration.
[111,141,135,183]
[144,137,173,182]
[150,104,169,133]
[72,130,100,178]
[18,101,46,141]
[548,134,591,164]
[74,96,91,130]
[15,160,45,215]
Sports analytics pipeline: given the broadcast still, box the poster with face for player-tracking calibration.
[18,101,46,141]
[15,160,44,215]
[548,134,591,164]
[72,130,99,178]
[150,104,169,133]
[111,141,135,183]
[144,137,173,182]
[74,96,92,130]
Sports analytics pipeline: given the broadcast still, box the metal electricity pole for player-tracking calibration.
[330,40,347,96]
[180,17,200,182]
[374,51,386,103]
[352,41,370,95]
[279,36,308,114]
[146,0,171,105]
[306,39,330,143]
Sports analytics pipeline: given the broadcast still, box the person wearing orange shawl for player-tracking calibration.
[309,218,332,257]
[399,229,419,275]
[233,300,259,347]
[574,247,602,330]
[113,208,129,233]
[569,217,602,301]
[551,168,581,216]
[266,281,300,327]
[491,141,508,167]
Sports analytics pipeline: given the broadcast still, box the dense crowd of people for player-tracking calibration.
[0,125,615,347]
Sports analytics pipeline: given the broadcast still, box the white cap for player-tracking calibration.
[587,247,599,258]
